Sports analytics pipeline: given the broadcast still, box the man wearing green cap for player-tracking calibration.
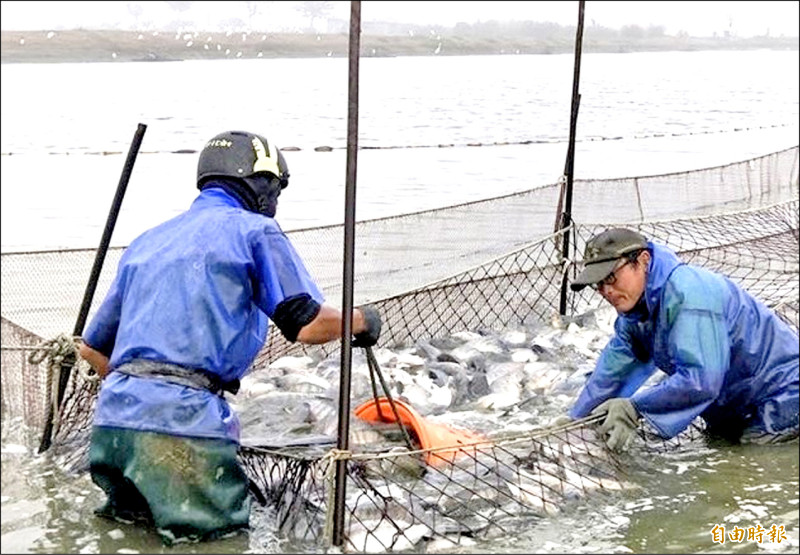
[567,228,799,451]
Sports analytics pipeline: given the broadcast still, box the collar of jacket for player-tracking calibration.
[641,241,685,316]
[197,179,260,213]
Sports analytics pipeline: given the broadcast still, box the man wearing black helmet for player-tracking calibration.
[564,227,798,452]
[78,130,383,545]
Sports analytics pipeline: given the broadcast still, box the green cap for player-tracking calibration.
[571,228,648,291]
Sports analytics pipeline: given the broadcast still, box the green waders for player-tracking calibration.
[89,426,250,545]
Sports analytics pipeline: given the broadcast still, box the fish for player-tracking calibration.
[345,519,429,553]
[234,310,635,551]
[272,371,331,395]
[358,446,428,482]
[505,467,563,517]
[238,307,616,442]
[248,306,610,420]
[475,361,525,411]
[269,354,316,372]
[523,361,569,395]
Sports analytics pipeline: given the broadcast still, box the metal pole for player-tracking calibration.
[38,122,147,453]
[332,1,361,547]
[558,0,585,316]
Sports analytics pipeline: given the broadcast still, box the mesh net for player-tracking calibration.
[567,200,800,328]
[2,147,796,341]
[1,145,798,552]
[237,415,710,552]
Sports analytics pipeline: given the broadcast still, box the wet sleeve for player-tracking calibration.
[630,277,729,439]
[569,320,656,419]
[250,226,324,320]
[82,264,127,357]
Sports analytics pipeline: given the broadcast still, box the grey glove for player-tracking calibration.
[591,397,640,452]
[352,305,382,348]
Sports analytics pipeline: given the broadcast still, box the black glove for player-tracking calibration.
[591,397,640,452]
[352,305,382,348]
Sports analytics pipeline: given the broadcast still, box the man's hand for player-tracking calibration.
[591,397,640,452]
[78,340,110,379]
[353,305,382,348]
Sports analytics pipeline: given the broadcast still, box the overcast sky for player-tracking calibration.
[1,1,798,37]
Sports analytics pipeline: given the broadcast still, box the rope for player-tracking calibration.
[321,448,352,546]
[327,123,797,150]
[27,334,75,437]
[26,333,75,366]
[5,123,792,157]
[364,346,417,451]
[26,334,99,437]
[322,448,353,463]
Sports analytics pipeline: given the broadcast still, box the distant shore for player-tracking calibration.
[2,29,798,64]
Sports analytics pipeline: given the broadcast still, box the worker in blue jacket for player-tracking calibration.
[78,130,382,545]
[568,227,798,451]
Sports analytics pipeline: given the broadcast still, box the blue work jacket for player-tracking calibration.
[570,242,799,439]
[84,187,323,442]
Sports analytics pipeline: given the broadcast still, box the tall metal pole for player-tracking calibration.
[558,1,585,316]
[332,0,361,547]
[38,122,147,453]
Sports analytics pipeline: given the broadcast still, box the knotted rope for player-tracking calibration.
[27,333,99,437]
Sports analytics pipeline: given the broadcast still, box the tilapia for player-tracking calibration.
[235,312,633,552]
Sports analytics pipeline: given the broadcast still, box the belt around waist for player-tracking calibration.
[115,360,240,395]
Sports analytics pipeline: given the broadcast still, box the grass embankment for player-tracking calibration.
[1,29,797,64]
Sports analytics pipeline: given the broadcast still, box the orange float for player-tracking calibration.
[353,397,488,467]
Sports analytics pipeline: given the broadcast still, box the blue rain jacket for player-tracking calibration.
[570,242,799,440]
[84,187,324,442]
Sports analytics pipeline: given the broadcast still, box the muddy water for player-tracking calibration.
[2,406,797,554]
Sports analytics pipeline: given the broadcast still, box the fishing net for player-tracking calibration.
[1,146,798,552]
[238,415,699,553]
[567,200,800,328]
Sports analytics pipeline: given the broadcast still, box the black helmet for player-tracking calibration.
[197,130,289,189]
